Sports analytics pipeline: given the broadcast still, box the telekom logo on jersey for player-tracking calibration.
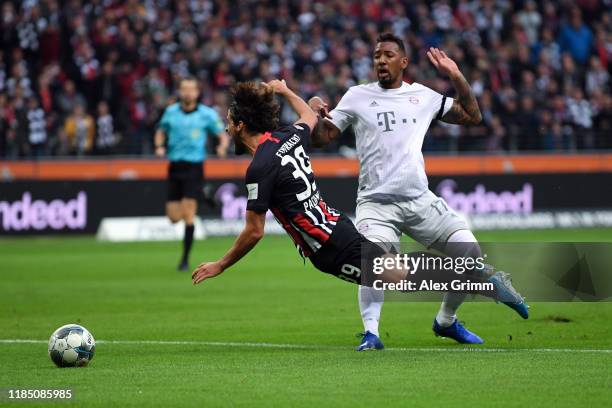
[436,179,533,215]
[0,192,87,231]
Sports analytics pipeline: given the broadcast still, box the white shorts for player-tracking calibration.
[355,190,468,248]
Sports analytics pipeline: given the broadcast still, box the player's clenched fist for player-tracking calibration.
[264,79,289,95]
[308,96,332,119]
[192,261,224,284]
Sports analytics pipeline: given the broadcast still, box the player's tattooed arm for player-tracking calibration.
[192,210,265,284]
[308,96,340,147]
[443,76,482,125]
[427,47,482,126]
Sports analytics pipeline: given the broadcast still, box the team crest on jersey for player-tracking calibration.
[408,96,420,104]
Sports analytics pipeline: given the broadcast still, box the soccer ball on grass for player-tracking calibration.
[48,324,95,367]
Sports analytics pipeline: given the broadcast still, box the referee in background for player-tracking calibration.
[154,76,229,271]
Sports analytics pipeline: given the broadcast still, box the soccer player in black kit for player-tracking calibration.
[191,79,388,285]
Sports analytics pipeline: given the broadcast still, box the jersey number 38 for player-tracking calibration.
[281,145,317,201]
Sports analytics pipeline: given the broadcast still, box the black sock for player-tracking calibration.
[182,224,195,264]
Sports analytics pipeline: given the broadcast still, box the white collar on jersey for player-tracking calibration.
[375,81,411,93]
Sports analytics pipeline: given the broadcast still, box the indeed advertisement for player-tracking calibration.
[0,172,610,235]
[214,179,534,220]
[0,192,87,232]
[435,179,533,215]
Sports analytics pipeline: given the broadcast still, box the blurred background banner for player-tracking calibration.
[1,162,611,236]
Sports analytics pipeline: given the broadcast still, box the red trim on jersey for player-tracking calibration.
[258,132,280,145]
[293,214,330,243]
[318,200,339,222]
[271,208,312,256]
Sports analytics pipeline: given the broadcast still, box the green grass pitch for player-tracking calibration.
[1,228,611,407]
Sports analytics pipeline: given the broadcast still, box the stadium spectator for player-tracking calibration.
[55,80,86,117]
[6,62,32,99]
[63,104,94,155]
[95,60,122,118]
[517,1,542,46]
[94,100,116,155]
[558,8,593,65]
[0,0,609,158]
[127,86,151,154]
[0,92,17,157]
[541,114,567,150]
[592,92,612,149]
[585,56,610,96]
[534,28,562,70]
[566,87,596,149]
[516,95,541,150]
[20,96,48,157]
[499,97,521,151]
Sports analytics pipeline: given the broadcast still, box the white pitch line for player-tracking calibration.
[1,339,611,353]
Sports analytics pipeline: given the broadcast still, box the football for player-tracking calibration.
[48,324,95,368]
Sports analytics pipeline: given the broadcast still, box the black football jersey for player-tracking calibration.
[245,123,341,257]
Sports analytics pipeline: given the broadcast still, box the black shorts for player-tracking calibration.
[309,215,386,285]
[167,161,204,201]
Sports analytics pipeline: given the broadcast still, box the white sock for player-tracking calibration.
[436,292,466,327]
[433,229,478,327]
[358,285,384,337]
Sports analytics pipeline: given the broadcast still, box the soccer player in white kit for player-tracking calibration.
[309,33,528,350]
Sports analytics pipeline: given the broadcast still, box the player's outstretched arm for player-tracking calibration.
[192,210,266,284]
[427,47,482,126]
[307,96,340,147]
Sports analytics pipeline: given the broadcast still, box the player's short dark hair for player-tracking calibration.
[229,82,280,133]
[376,32,406,55]
[179,76,199,85]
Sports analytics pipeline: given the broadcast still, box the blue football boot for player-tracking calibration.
[433,319,484,344]
[488,271,529,319]
[355,331,384,351]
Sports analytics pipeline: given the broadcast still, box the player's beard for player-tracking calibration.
[377,72,396,88]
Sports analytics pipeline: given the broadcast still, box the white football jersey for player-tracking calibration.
[328,81,451,200]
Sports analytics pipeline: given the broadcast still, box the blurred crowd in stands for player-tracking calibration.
[0,0,610,158]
